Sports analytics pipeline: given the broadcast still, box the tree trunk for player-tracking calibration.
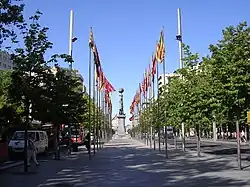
[54,124,60,160]
[196,124,201,157]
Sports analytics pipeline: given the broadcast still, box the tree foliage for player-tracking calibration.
[0,0,25,46]
[0,7,108,143]
[5,11,99,129]
[135,22,250,136]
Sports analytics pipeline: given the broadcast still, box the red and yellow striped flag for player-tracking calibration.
[99,71,106,90]
[155,30,165,63]
[152,53,157,76]
[147,63,151,88]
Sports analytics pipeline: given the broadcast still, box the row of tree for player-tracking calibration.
[0,1,107,139]
[131,22,250,139]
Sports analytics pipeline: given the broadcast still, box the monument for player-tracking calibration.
[117,88,126,137]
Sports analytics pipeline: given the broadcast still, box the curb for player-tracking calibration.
[0,161,23,172]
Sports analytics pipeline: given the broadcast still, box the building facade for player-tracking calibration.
[158,64,201,91]
[0,51,13,70]
[51,66,86,93]
[158,73,179,92]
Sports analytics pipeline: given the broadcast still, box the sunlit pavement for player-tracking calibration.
[1,138,250,187]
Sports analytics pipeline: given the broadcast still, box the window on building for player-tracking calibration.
[3,64,7,68]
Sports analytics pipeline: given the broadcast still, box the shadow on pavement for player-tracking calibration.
[36,139,250,186]
[169,140,249,155]
[1,146,91,187]
[1,139,250,187]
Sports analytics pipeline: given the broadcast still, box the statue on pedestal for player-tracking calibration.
[117,88,126,136]
[118,88,124,115]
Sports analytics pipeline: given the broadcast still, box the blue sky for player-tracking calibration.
[15,0,250,124]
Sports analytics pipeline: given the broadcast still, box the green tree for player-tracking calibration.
[209,22,250,130]
[0,70,12,109]
[0,0,25,46]
[9,11,55,124]
[0,70,23,133]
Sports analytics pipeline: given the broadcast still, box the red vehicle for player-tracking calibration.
[61,125,85,152]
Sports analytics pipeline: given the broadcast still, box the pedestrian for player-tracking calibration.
[27,133,39,167]
[84,132,91,153]
[241,130,246,143]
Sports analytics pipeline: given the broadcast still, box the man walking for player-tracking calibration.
[84,132,91,154]
[27,133,39,166]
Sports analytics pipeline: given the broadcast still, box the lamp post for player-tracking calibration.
[23,67,32,172]
[68,9,77,70]
[67,10,77,154]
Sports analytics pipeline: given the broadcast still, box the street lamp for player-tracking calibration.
[68,10,77,71]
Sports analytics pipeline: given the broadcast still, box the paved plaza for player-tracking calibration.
[1,137,250,187]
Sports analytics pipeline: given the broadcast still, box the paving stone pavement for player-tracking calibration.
[1,138,250,187]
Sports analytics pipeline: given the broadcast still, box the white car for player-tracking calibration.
[8,130,48,158]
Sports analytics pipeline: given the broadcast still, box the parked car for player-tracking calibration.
[8,130,48,159]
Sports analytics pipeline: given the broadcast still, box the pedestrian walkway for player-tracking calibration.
[1,138,250,187]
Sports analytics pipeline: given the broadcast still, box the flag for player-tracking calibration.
[89,27,94,48]
[142,69,147,94]
[152,54,157,81]
[129,115,134,121]
[155,30,165,63]
[145,69,148,92]
[130,102,135,114]
[104,91,109,103]
[92,44,101,77]
[104,79,115,93]
[135,90,140,105]
[104,91,112,113]
[141,73,146,94]
[147,64,151,89]
[136,83,141,105]
[98,70,106,90]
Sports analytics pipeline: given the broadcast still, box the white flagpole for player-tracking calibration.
[177,8,185,152]
[69,9,74,70]
[177,8,183,69]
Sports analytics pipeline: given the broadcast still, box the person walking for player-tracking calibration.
[84,132,91,154]
[241,130,247,143]
[27,133,39,166]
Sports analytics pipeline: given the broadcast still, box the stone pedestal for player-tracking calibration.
[117,114,126,137]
